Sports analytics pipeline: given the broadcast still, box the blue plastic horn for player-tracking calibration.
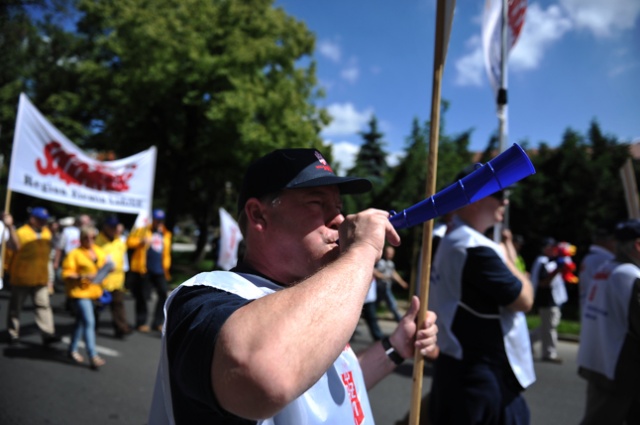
[389,143,536,230]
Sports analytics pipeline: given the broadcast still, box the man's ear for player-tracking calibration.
[244,198,268,231]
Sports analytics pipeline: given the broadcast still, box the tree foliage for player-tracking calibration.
[2,0,329,258]
[0,1,637,274]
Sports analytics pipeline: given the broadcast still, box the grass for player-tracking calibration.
[526,315,581,336]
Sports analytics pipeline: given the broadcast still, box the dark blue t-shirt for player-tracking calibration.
[534,263,556,307]
[146,231,165,275]
[166,284,253,424]
[453,246,523,363]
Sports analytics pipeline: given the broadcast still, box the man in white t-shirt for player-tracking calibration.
[578,227,615,312]
[577,219,640,425]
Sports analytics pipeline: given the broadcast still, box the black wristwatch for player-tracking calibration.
[381,337,405,366]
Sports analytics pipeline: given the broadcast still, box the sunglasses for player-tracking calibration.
[490,190,509,201]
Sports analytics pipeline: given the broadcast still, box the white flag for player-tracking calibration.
[482,0,527,95]
[217,207,243,271]
[7,93,157,215]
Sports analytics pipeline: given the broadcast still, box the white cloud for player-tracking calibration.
[510,3,573,71]
[341,66,360,83]
[453,3,573,86]
[322,103,372,137]
[317,39,341,62]
[386,151,404,168]
[454,35,485,86]
[453,0,640,85]
[341,58,360,83]
[608,62,638,77]
[328,141,360,175]
[560,0,640,37]
[325,140,405,176]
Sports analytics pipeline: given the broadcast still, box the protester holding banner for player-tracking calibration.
[127,209,172,333]
[148,148,438,424]
[577,219,640,425]
[62,226,107,369]
[7,207,61,346]
[0,212,20,290]
[95,216,132,338]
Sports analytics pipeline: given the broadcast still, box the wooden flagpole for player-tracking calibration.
[620,158,640,219]
[408,0,455,423]
[0,189,13,280]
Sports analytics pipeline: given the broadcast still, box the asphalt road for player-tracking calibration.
[0,288,586,425]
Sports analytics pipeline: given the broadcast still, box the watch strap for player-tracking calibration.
[381,336,405,366]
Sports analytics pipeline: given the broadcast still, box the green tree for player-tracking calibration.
[510,121,630,267]
[346,115,389,212]
[0,0,89,220]
[40,0,329,259]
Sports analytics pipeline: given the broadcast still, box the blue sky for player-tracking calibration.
[275,0,640,173]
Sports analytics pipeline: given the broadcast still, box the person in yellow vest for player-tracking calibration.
[95,216,132,338]
[0,212,20,290]
[127,209,172,332]
[7,207,61,345]
[62,226,107,369]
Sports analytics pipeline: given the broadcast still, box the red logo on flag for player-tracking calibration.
[36,141,136,192]
[341,371,365,425]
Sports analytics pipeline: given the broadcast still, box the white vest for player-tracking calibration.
[578,245,614,310]
[577,260,637,380]
[430,219,536,389]
[149,271,374,425]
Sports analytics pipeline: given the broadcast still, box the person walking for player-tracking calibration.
[374,245,409,322]
[62,226,108,369]
[148,148,438,424]
[127,209,172,332]
[361,275,385,341]
[428,176,535,424]
[6,207,61,345]
[529,237,568,364]
[95,216,132,338]
[0,212,19,291]
[577,219,640,425]
[578,226,616,312]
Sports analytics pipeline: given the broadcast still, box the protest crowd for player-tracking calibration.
[1,146,638,425]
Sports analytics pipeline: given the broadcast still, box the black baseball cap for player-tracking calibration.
[614,219,640,241]
[237,148,372,213]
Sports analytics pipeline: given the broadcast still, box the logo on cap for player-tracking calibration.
[314,151,333,173]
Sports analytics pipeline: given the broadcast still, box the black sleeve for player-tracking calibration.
[462,246,523,308]
[166,285,253,422]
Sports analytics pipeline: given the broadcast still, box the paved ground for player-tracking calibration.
[0,287,586,425]
[356,312,586,425]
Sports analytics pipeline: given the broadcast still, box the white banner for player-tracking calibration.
[7,93,157,214]
[482,0,527,95]
[217,207,243,271]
